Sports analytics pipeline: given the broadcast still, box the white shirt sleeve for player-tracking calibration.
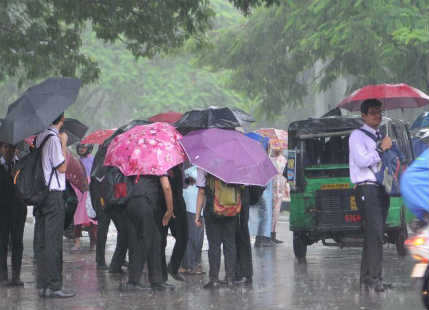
[47,136,65,169]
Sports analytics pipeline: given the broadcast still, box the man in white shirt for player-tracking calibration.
[34,113,75,298]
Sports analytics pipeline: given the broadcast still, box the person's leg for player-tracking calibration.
[204,215,222,284]
[160,222,168,282]
[181,212,195,271]
[168,205,188,276]
[72,225,82,250]
[8,201,27,286]
[89,223,97,250]
[41,192,66,291]
[271,198,282,243]
[124,201,144,285]
[109,208,129,272]
[0,205,10,283]
[221,218,237,283]
[235,208,252,281]
[95,207,111,268]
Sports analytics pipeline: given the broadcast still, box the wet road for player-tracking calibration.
[0,212,424,310]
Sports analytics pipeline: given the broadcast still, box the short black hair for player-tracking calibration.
[52,112,65,125]
[360,99,382,114]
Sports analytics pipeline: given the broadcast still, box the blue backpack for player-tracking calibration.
[359,129,407,196]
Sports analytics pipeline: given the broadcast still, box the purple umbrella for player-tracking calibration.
[179,128,277,186]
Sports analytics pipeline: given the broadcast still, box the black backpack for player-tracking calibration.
[14,134,57,206]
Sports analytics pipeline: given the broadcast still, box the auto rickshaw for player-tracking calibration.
[286,115,415,260]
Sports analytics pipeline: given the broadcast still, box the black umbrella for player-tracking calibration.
[0,77,81,145]
[174,106,254,135]
[61,118,88,146]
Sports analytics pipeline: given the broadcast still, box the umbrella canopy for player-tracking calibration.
[245,132,269,150]
[104,122,185,176]
[179,128,277,186]
[61,118,88,145]
[149,111,182,123]
[0,77,81,145]
[81,129,116,145]
[66,150,88,193]
[338,83,429,111]
[174,106,254,134]
[255,128,288,150]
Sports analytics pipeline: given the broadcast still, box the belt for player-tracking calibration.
[356,181,380,187]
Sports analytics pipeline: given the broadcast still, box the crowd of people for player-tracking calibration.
[0,112,290,298]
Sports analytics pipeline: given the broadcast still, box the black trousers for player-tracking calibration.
[161,203,188,280]
[95,205,111,267]
[182,212,204,270]
[235,205,253,279]
[34,191,65,290]
[125,196,163,285]
[109,207,129,271]
[205,214,237,281]
[0,200,27,281]
[355,184,389,286]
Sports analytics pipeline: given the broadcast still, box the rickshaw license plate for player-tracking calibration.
[411,263,428,278]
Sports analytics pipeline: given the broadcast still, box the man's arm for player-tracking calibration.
[195,188,206,227]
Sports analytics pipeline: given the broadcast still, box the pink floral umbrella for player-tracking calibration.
[104,122,185,176]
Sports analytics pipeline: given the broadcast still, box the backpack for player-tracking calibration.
[206,174,242,217]
[91,166,133,211]
[13,134,57,206]
[359,128,407,196]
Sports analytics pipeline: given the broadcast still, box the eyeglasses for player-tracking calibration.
[367,110,383,115]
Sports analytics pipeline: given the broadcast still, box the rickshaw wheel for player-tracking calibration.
[293,232,307,261]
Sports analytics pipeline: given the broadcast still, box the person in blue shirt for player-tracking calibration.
[400,149,429,221]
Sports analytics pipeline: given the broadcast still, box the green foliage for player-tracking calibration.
[0,0,276,85]
[197,0,429,115]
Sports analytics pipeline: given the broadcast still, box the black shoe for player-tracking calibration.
[382,282,393,289]
[162,282,176,290]
[271,232,283,244]
[108,267,124,274]
[120,282,151,291]
[122,261,129,267]
[203,281,221,289]
[151,283,167,291]
[97,264,109,271]
[44,288,76,298]
[167,264,185,281]
[6,279,24,287]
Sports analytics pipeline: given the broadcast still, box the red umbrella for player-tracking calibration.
[66,150,88,193]
[149,111,182,123]
[338,83,429,111]
[81,129,116,145]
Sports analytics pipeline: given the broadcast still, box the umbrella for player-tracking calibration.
[245,132,269,150]
[338,83,429,111]
[174,106,254,134]
[255,128,288,150]
[179,128,277,186]
[81,129,116,145]
[149,111,183,123]
[0,77,81,145]
[66,150,88,193]
[104,122,185,176]
[61,118,88,145]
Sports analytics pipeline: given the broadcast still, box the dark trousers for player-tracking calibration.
[235,206,253,279]
[0,200,27,281]
[182,212,204,270]
[205,214,237,281]
[109,208,128,271]
[355,184,389,286]
[95,206,111,267]
[161,204,188,280]
[34,191,65,290]
[125,196,163,285]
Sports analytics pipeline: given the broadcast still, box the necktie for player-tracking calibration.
[376,131,381,141]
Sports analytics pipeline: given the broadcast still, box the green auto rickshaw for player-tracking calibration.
[286,116,415,261]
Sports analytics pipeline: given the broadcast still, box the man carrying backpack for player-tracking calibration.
[195,168,240,289]
[34,113,75,298]
[349,99,392,293]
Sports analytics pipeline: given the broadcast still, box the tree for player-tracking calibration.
[197,0,429,115]
[0,0,277,85]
